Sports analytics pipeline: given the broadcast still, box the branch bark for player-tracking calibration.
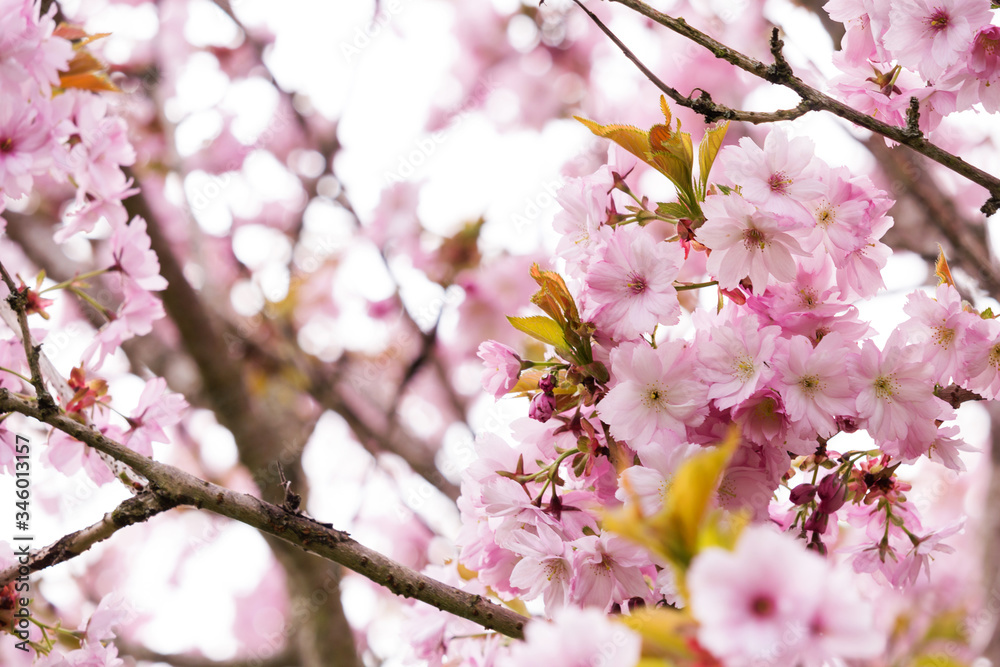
[0,493,177,584]
[0,389,528,641]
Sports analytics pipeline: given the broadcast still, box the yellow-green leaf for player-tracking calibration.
[620,608,693,657]
[912,656,967,667]
[659,95,673,126]
[603,427,740,573]
[698,121,730,194]
[507,315,568,349]
[575,117,652,165]
[528,264,580,326]
[660,427,739,565]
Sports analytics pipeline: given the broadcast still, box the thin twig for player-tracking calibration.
[571,0,814,124]
[0,492,177,585]
[0,261,57,416]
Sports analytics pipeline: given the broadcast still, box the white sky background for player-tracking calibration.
[0,0,998,664]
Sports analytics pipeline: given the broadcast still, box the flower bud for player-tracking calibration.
[529,393,556,422]
[789,483,817,506]
[817,474,847,513]
[804,510,829,534]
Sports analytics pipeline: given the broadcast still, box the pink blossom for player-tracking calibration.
[84,283,166,369]
[900,283,973,384]
[597,339,707,454]
[825,0,892,64]
[926,423,975,470]
[553,164,615,272]
[616,443,698,516]
[688,526,826,665]
[852,333,946,446]
[58,93,136,193]
[834,212,893,299]
[853,517,963,588]
[745,263,873,343]
[57,171,139,242]
[476,340,522,399]
[719,128,826,224]
[569,532,650,609]
[82,592,131,643]
[109,216,169,291]
[125,377,189,457]
[503,524,573,610]
[696,313,780,410]
[0,0,72,93]
[42,418,123,486]
[528,391,556,422]
[497,605,640,667]
[950,25,1000,111]
[35,642,124,667]
[0,95,54,198]
[831,56,943,131]
[689,525,883,665]
[883,0,992,81]
[803,166,873,255]
[698,194,806,295]
[773,333,858,438]
[795,570,886,666]
[963,315,1000,399]
[717,440,791,520]
[584,223,684,341]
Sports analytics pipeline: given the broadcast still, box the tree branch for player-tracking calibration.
[601,0,1000,214]
[0,389,528,640]
[0,492,177,585]
[0,262,58,417]
[116,641,297,667]
[571,0,815,124]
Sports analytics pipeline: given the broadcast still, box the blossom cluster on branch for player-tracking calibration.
[0,0,999,665]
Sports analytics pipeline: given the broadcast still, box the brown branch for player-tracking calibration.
[864,135,1000,300]
[0,389,528,640]
[117,642,297,667]
[0,492,177,585]
[572,0,815,124]
[0,261,57,417]
[602,0,1000,214]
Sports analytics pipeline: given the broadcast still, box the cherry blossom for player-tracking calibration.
[689,526,883,666]
[883,0,992,81]
[584,223,684,341]
[497,606,640,667]
[597,339,707,454]
[851,332,947,446]
[773,332,858,438]
[108,216,168,291]
[719,128,826,224]
[698,193,806,295]
[477,340,523,399]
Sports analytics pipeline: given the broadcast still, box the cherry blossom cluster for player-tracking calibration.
[461,98,993,665]
[0,0,185,489]
[827,0,1000,127]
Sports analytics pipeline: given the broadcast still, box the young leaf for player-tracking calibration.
[935,244,956,287]
[574,117,652,165]
[507,315,568,349]
[698,121,730,195]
